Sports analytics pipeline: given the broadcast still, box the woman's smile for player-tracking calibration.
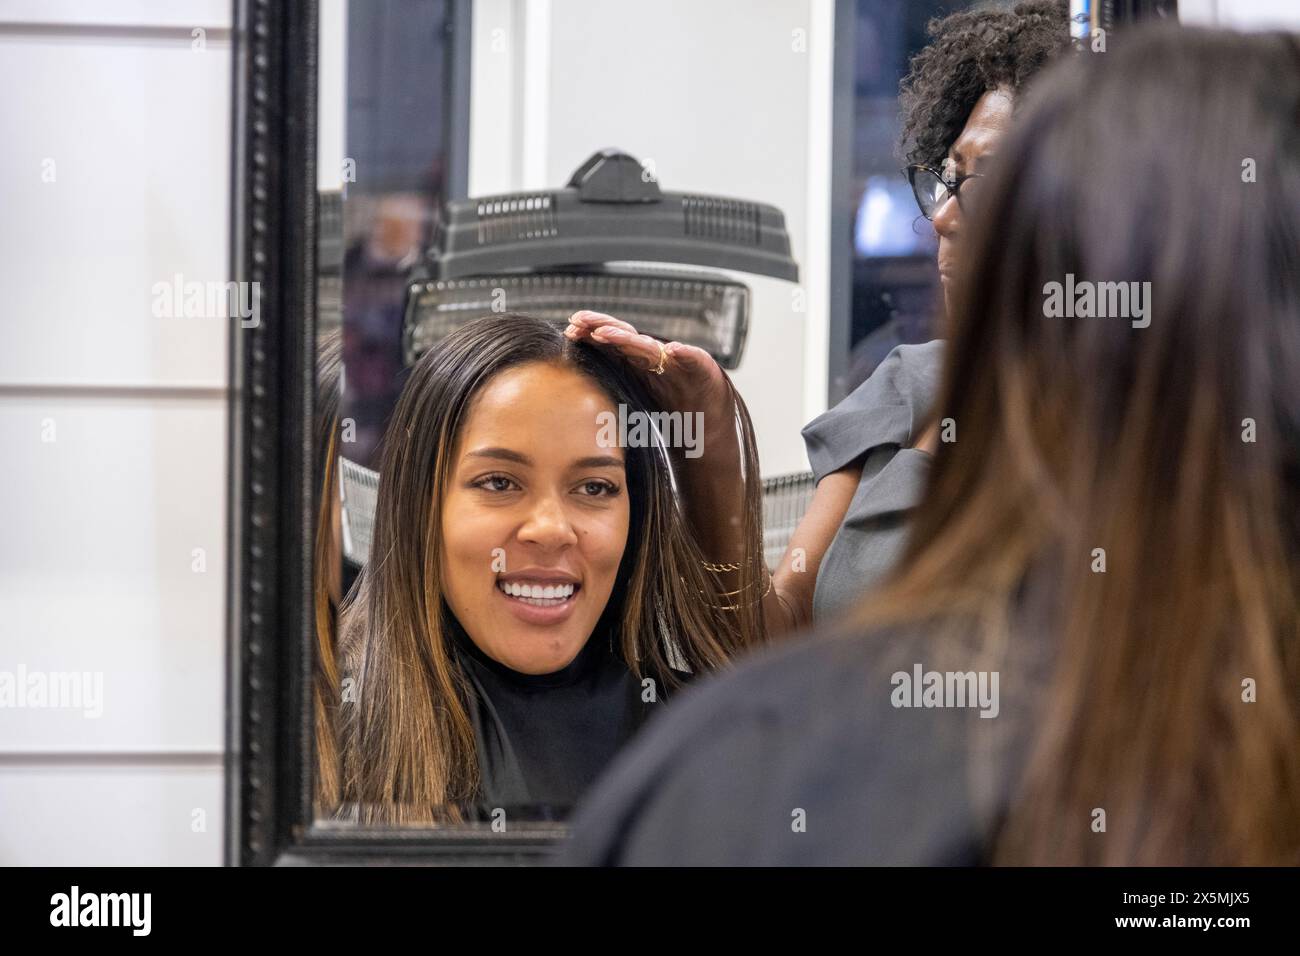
[495,571,583,625]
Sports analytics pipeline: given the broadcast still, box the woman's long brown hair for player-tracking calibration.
[851,26,1300,864]
[312,329,344,814]
[332,313,767,825]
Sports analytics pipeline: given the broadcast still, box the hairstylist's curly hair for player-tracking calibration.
[899,0,1071,167]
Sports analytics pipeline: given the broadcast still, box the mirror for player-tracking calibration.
[227,0,959,865]
[306,0,827,837]
[232,0,926,864]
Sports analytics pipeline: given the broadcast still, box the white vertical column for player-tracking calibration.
[318,0,348,191]
[801,0,836,428]
[518,0,552,189]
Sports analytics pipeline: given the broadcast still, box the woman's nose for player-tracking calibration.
[517,495,578,550]
[932,192,962,239]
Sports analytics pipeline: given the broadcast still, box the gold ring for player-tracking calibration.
[651,342,667,375]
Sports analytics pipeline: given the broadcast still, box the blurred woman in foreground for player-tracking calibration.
[564,25,1300,865]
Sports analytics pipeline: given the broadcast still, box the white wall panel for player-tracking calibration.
[0,1,231,866]
[0,1,231,29]
[0,30,232,387]
[0,394,226,753]
[0,761,223,866]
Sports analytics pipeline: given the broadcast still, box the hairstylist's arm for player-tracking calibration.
[775,418,938,629]
[766,463,861,633]
[566,310,854,638]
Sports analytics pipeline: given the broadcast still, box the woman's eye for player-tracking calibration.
[473,474,518,493]
[577,480,619,498]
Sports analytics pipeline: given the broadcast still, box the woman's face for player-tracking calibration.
[440,361,630,674]
[933,87,1014,319]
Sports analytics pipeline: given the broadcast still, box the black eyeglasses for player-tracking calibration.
[904,164,985,220]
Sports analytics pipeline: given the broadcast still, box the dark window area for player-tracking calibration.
[842,0,970,395]
[340,0,454,468]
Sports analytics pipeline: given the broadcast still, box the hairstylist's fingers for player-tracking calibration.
[590,326,666,371]
[659,341,718,377]
[569,310,641,337]
[569,314,722,380]
[563,320,603,340]
[565,313,632,342]
[565,313,658,364]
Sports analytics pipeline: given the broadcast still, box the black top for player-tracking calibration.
[560,605,1056,865]
[448,616,683,821]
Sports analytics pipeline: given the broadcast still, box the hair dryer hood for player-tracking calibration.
[428,149,799,282]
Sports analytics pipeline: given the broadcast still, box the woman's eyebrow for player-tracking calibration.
[465,447,531,465]
[464,449,624,470]
[573,455,625,470]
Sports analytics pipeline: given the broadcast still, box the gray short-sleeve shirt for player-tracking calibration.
[800,340,945,620]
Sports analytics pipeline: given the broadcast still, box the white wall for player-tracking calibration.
[0,0,229,865]
[319,0,348,191]
[470,0,833,476]
[1180,0,1300,31]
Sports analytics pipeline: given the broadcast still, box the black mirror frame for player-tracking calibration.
[224,0,566,865]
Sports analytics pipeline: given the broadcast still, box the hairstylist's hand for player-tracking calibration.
[563,310,737,437]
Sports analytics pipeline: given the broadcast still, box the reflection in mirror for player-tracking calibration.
[327,313,772,825]
[312,328,344,818]
[308,0,819,832]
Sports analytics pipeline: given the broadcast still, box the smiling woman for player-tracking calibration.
[440,362,631,676]
[325,313,768,825]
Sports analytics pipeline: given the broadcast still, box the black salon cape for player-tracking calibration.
[449,617,686,821]
[560,618,1051,865]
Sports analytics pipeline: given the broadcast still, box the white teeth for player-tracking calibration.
[498,581,575,604]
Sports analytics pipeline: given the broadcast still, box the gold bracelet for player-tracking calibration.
[715,579,767,597]
[701,556,755,574]
[703,570,773,611]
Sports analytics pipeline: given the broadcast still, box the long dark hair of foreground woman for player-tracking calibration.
[859,26,1300,865]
